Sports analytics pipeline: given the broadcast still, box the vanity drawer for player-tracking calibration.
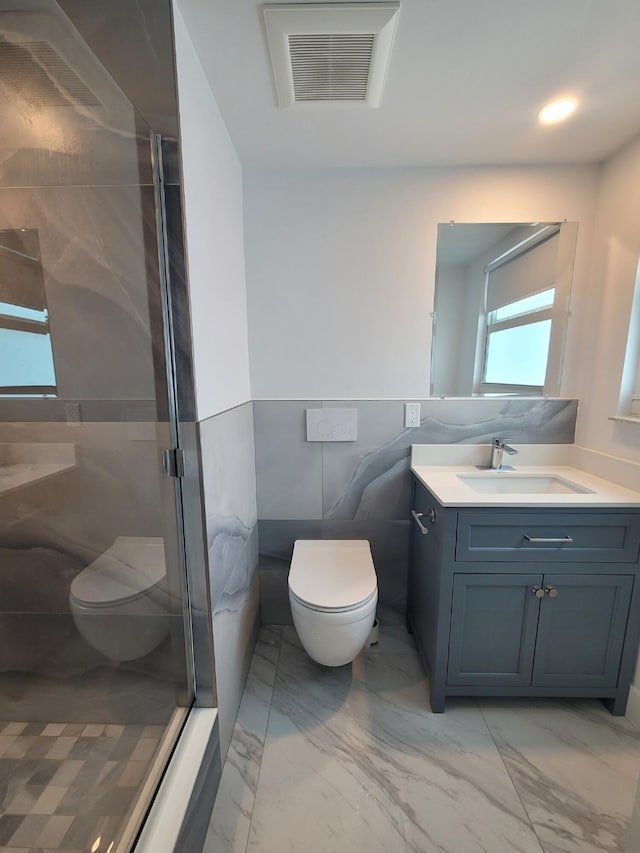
[455,512,640,563]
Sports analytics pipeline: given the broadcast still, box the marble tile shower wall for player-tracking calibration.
[0,157,180,719]
[255,398,578,624]
[199,402,260,758]
[0,186,162,402]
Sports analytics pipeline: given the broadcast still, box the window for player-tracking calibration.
[483,288,554,389]
[616,257,640,421]
[477,228,562,394]
[0,229,57,396]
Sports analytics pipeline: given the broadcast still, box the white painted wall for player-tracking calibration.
[432,263,468,395]
[568,133,640,717]
[173,3,251,419]
[244,166,598,399]
[574,133,640,465]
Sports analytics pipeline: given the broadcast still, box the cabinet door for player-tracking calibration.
[532,574,634,688]
[447,574,542,686]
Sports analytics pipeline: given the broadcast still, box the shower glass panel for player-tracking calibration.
[0,2,194,851]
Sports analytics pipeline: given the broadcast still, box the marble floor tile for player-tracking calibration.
[207,622,640,853]
[247,638,543,853]
[204,627,282,853]
[366,605,416,655]
[479,699,640,853]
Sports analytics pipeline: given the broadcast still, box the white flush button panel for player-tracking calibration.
[306,408,357,442]
[404,402,421,428]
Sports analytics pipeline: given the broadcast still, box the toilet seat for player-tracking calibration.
[288,540,377,611]
[289,586,377,614]
[70,537,166,608]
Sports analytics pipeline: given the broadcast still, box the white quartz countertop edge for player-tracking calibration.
[411,464,640,508]
[0,462,77,497]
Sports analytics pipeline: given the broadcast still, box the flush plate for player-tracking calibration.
[306,408,357,441]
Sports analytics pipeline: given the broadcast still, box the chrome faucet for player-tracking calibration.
[489,438,518,470]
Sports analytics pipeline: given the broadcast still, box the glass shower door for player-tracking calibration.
[0,2,194,850]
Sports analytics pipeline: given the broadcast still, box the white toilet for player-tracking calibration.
[288,539,378,666]
[70,537,170,661]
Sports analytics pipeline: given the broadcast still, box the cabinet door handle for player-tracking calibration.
[532,586,546,598]
[524,535,574,544]
[545,586,559,598]
[411,510,429,535]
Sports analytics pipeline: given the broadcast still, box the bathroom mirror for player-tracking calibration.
[430,221,578,397]
[0,228,57,396]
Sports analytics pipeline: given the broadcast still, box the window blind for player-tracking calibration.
[486,232,559,313]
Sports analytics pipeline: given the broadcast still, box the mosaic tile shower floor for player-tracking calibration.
[0,721,163,852]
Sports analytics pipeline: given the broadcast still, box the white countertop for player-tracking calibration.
[0,443,77,497]
[0,462,77,497]
[410,444,640,508]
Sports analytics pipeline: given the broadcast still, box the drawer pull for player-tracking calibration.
[524,535,574,544]
[532,586,546,598]
[411,510,429,535]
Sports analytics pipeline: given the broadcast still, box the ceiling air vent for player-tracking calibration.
[0,39,100,108]
[264,3,400,109]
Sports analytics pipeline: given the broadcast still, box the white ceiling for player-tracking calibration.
[179,0,640,169]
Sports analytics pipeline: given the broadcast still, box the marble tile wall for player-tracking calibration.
[0,137,189,722]
[255,398,578,622]
[199,402,260,758]
[0,4,153,191]
[0,418,190,724]
[0,185,162,403]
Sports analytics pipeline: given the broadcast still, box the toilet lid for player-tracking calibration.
[70,537,166,606]
[288,540,377,610]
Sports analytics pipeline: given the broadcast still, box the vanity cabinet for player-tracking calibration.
[408,478,640,714]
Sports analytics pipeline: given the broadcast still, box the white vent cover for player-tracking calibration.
[0,39,100,107]
[264,2,400,109]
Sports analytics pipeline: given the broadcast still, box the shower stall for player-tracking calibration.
[0,1,213,850]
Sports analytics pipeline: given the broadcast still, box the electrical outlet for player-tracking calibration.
[404,402,420,428]
[64,402,81,427]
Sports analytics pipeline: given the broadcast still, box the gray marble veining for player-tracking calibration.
[479,699,640,853]
[205,626,281,853]
[212,575,260,760]
[0,185,161,401]
[253,400,323,520]
[206,618,640,853]
[199,403,259,612]
[254,399,577,523]
[249,643,541,853]
[258,517,409,621]
[254,398,578,623]
[199,403,261,758]
[323,398,577,521]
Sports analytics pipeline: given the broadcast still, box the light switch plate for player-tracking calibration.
[306,408,357,441]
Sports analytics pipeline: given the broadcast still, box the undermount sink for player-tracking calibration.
[457,473,594,495]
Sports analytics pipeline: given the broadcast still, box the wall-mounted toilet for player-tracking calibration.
[288,539,378,666]
[70,537,170,661]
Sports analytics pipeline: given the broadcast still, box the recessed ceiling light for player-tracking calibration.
[538,98,577,124]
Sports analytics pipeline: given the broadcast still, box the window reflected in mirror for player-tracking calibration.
[431,221,578,397]
[0,228,57,396]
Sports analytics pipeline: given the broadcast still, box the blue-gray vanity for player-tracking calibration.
[408,445,640,715]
